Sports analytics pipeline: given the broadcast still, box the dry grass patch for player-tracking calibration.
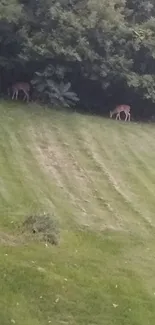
[0,230,24,246]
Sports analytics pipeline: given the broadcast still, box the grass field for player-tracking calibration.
[0,100,155,325]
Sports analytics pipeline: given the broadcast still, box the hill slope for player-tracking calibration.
[0,101,155,325]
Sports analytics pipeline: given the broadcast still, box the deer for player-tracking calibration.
[8,82,30,102]
[109,105,131,121]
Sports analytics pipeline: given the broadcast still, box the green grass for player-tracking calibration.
[0,100,155,324]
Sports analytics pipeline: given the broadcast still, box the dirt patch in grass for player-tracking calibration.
[0,231,24,246]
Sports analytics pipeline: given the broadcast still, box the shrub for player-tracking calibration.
[31,64,79,107]
[22,213,60,245]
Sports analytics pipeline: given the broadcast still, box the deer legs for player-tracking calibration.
[12,89,29,102]
[125,112,128,121]
[23,90,29,102]
[116,112,130,121]
[116,113,121,120]
[125,112,130,121]
[12,90,18,100]
[116,113,121,121]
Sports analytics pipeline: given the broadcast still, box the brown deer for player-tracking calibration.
[8,82,30,102]
[110,105,131,121]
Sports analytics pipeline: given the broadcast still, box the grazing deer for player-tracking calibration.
[9,82,30,102]
[110,105,131,121]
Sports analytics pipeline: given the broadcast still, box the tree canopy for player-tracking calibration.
[1,0,155,116]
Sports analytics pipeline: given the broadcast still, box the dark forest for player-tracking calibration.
[1,0,155,118]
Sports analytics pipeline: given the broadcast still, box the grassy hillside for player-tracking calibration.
[0,100,155,325]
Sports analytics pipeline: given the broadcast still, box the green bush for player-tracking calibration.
[31,65,79,107]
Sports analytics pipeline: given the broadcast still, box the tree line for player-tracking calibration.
[1,0,155,117]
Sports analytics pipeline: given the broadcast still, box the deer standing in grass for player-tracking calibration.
[110,105,131,121]
[8,82,30,102]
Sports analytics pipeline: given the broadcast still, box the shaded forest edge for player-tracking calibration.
[1,0,155,118]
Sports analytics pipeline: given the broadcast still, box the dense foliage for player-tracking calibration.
[1,0,155,115]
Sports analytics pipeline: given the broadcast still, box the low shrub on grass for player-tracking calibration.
[22,213,60,245]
